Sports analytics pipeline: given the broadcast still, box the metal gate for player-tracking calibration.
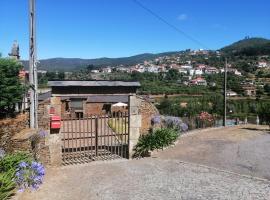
[61,112,129,164]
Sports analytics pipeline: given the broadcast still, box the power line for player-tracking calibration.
[132,0,209,49]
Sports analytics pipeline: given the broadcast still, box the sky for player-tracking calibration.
[0,0,270,60]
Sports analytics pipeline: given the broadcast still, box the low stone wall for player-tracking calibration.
[11,128,51,165]
[0,113,29,152]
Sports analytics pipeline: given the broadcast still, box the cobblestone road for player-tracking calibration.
[19,158,270,200]
[18,125,270,200]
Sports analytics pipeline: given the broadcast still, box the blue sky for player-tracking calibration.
[1,0,269,60]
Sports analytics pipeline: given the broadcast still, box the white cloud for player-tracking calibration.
[177,14,188,21]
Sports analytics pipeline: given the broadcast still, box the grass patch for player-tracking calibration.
[108,118,129,135]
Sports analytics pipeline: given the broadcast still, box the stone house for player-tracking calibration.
[242,85,256,96]
[48,81,140,118]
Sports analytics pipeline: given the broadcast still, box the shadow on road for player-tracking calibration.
[240,127,270,133]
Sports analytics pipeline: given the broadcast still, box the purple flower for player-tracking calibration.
[19,161,28,168]
[151,115,161,125]
[15,161,45,191]
[180,123,189,132]
[39,130,47,138]
[164,116,182,130]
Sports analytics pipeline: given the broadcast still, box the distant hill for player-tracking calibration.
[22,51,181,71]
[221,37,270,56]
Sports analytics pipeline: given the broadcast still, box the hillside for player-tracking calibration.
[221,37,270,56]
[22,51,180,71]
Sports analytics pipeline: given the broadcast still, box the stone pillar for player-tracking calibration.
[47,133,62,166]
[129,95,142,159]
[48,96,62,166]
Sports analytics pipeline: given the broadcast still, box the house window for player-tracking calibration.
[70,99,83,110]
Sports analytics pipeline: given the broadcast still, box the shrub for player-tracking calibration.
[133,128,178,158]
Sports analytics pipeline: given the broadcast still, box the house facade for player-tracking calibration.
[48,81,140,118]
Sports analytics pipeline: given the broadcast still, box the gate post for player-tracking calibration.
[47,96,62,166]
[128,95,142,159]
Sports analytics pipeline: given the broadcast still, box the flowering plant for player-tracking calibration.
[198,112,214,122]
[15,161,45,192]
[151,115,188,133]
[151,115,161,125]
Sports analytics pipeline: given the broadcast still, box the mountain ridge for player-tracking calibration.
[22,51,181,71]
[21,37,270,71]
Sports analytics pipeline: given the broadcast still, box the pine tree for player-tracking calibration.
[0,58,24,117]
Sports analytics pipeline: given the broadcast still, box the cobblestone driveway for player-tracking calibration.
[19,159,270,200]
[18,125,270,200]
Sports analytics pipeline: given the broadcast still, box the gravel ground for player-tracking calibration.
[18,159,270,200]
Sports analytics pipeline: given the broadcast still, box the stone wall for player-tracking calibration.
[38,100,50,129]
[138,96,159,135]
[0,113,29,152]
[11,129,50,165]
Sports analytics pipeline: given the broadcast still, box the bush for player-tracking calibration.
[133,128,178,158]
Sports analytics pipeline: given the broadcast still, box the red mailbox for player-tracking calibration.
[50,115,61,129]
[49,107,55,115]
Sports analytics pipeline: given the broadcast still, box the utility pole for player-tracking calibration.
[29,0,38,129]
[223,58,227,127]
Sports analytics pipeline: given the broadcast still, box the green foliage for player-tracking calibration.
[158,94,224,117]
[257,102,270,126]
[0,152,33,199]
[264,84,270,95]
[0,152,33,174]
[221,37,270,56]
[0,170,16,200]
[133,128,178,158]
[0,58,24,117]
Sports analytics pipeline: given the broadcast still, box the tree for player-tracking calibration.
[166,69,180,80]
[264,84,270,95]
[58,72,65,80]
[257,102,270,128]
[0,58,24,117]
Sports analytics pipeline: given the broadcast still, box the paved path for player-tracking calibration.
[18,125,270,200]
[156,125,270,180]
[18,159,270,200]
